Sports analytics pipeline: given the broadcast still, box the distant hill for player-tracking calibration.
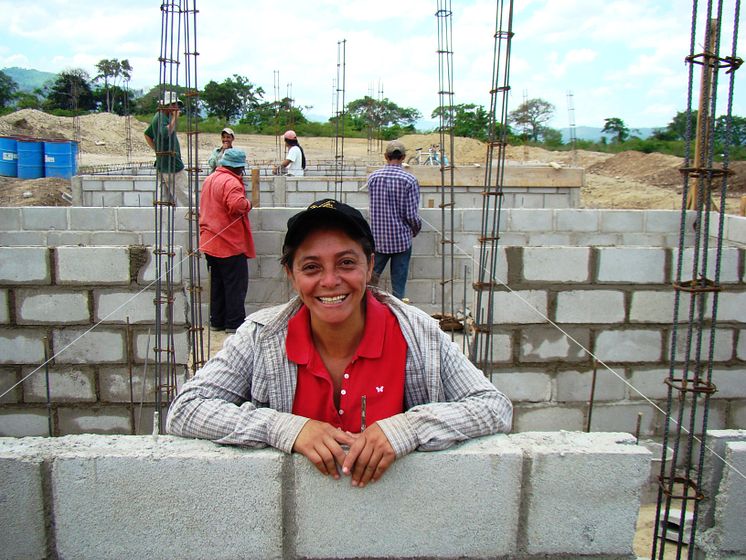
[561,126,657,143]
[2,67,57,92]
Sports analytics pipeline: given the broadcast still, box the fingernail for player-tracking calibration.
[342,467,349,474]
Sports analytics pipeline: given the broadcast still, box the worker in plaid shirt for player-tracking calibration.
[368,140,422,300]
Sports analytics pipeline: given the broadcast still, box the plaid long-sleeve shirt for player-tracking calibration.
[166,289,513,456]
[368,164,422,254]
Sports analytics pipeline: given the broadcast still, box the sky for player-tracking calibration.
[0,0,743,131]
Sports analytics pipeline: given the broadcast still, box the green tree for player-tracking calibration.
[241,97,308,132]
[94,58,133,113]
[346,96,421,132]
[431,103,490,140]
[601,117,630,143]
[201,75,264,121]
[15,91,42,110]
[44,69,94,112]
[653,110,698,141]
[714,114,746,147]
[509,98,555,142]
[0,70,18,108]
[541,127,564,147]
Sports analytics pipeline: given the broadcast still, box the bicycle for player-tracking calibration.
[407,144,450,166]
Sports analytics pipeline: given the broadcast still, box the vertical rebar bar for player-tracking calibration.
[333,39,347,198]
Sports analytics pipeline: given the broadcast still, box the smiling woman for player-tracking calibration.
[166,198,513,488]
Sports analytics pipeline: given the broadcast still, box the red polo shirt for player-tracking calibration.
[288,291,407,433]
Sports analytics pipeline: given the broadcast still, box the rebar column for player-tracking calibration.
[470,0,514,375]
[652,1,742,558]
[333,39,347,198]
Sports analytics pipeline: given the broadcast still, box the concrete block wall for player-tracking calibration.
[0,245,189,437]
[0,431,651,560]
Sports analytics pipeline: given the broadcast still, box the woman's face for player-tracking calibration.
[286,228,373,329]
[221,133,233,148]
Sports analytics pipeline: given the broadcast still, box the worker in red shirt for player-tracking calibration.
[169,199,512,487]
[199,148,255,333]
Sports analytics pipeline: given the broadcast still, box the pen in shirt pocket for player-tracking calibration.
[360,395,367,432]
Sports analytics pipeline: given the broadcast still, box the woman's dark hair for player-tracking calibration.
[281,223,374,269]
[285,138,307,169]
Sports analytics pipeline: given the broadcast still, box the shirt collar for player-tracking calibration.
[286,290,386,364]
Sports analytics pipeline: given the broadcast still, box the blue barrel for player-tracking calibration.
[44,141,75,179]
[17,140,44,179]
[71,141,79,175]
[0,136,18,177]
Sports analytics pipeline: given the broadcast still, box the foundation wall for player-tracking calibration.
[0,208,744,438]
[0,431,651,560]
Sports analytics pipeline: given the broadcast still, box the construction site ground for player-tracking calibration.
[0,109,744,212]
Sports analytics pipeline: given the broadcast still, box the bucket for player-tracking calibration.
[17,140,44,179]
[44,140,75,179]
[0,136,18,177]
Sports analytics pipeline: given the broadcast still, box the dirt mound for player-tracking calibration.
[0,176,71,207]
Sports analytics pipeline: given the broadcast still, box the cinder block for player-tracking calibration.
[103,178,134,192]
[0,247,50,284]
[511,432,649,556]
[555,209,599,232]
[732,403,746,429]
[520,327,589,362]
[723,214,746,245]
[292,436,522,559]
[577,233,620,246]
[246,278,292,307]
[0,231,47,246]
[91,232,142,245]
[409,255,444,279]
[555,290,625,323]
[595,329,662,362]
[513,404,585,431]
[588,403,659,435]
[122,191,153,207]
[470,245,508,283]
[523,247,590,282]
[556,368,627,402]
[99,366,156,403]
[412,230,439,256]
[509,209,554,232]
[56,246,130,285]
[0,411,50,436]
[52,328,125,364]
[137,246,183,284]
[133,179,155,192]
[483,290,548,324]
[0,289,7,324]
[597,247,666,283]
[134,329,189,365]
[51,436,284,559]
[670,328,733,363]
[21,206,68,230]
[0,367,19,403]
[630,290,677,323]
[116,207,156,232]
[739,329,746,360]
[16,290,90,324]
[717,291,746,322]
[47,231,91,246]
[708,368,746,398]
[491,371,552,402]
[57,407,132,434]
[95,290,187,324]
[69,207,117,230]
[22,365,96,402]
[526,232,572,246]
[600,210,645,233]
[644,210,687,232]
[473,332,512,365]
[628,368,670,400]
[0,330,46,364]
[0,207,21,230]
[674,247,741,284]
[0,450,46,560]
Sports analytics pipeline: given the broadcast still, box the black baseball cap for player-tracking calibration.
[284,199,375,252]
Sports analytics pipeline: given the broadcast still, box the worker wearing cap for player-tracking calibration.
[207,127,236,175]
[199,148,256,333]
[144,91,190,206]
[275,130,306,176]
[367,140,422,300]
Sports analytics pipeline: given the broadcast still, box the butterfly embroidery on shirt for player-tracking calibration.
[376,386,384,393]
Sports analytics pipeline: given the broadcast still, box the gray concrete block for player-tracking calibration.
[57,407,132,434]
[0,329,46,364]
[56,246,130,285]
[21,206,68,231]
[739,329,746,360]
[512,431,649,556]
[0,367,19,403]
[674,247,741,284]
[513,404,585,431]
[628,367,669,400]
[0,247,50,284]
[90,232,142,245]
[47,231,91,246]
[555,290,625,323]
[86,191,123,207]
[523,246,590,282]
[717,290,746,322]
[0,411,50,436]
[555,209,599,231]
[0,289,7,324]
[509,209,554,232]
[670,328,733,363]
[520,327,589,362]
[644,209,689,232]
[291,435,522,559]
[0,207,21,231]
[491,370,552,402]
[123,191,153,207]
[630,290,678,323]
[51,436,284,559]
[574,232,620,246]
[597,247,666,283]
[589,403,659,435]
[22,365,96,402]
[556,368,627,402]
[483,290,548,324]
[95,290,174,324]
[246,278,292,307]
[52,328,125,364]
[251,230,284,256]
[0,451,46,560]
[473,332,512,365]
[526,232,573,246]
[116,207,155,232]
[709,368,746,398]
[133,179,155,192]
[595,329,662,362]
[16,290,90,324]
[600,210,645,233]
[103,178,134,191]
[134,330,189,365]
[99,366,156,403]
[69,207,117,231]
[0,231,47,246]
[138,246,183,284]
